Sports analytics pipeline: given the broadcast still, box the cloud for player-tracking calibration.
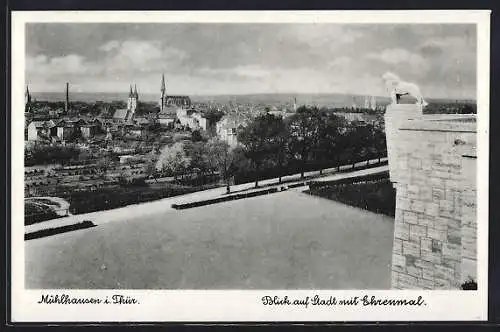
[26,53,97,76]
[98,40,120,52]
[366,48,426,68]
[200,65,271,80]
[25,23,477,98]
[99,40,186,73]
[327,56,352,69]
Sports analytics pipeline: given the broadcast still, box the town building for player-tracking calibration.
[216,114,248,147]
[158,111,177,127]
[80,122,100,138]
[55,118,86,141]
[27,120,56,141]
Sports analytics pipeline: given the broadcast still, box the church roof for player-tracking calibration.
[165,95,191,105]
[113,109,129,120]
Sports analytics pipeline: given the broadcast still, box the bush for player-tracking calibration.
[25,220,96,240]
[461,278,477,290]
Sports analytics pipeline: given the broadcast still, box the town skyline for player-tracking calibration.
[26,23,477,99]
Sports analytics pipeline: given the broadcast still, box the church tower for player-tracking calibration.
[127,84,138,112]
[25,85,31,112]
[126,84,138,121]
[159,73,166,112]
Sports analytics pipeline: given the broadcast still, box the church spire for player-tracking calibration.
[134,84,138,98]
[129,84,133,98]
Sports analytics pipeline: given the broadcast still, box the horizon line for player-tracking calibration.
[28,91,477,101]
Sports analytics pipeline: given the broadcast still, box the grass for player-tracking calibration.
[305,177,396,217]
[25,202,61,226]
[66,182,220,215]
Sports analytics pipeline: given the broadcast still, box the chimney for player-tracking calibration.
[65,82,69,113]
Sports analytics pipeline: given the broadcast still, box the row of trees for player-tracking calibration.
[237,106,386,188]
[151,106,387,194]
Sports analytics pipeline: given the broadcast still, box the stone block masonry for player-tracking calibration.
[385,104,477,289]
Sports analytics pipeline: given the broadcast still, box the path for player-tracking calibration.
[25,158,388,234]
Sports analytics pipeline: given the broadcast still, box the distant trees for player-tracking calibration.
[25,144,81,166]
[204,109,225,123]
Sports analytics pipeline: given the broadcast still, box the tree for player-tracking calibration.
[238,113,284,188]
[207,139,238,194]
[96,156,112,180]
[269,116,290,183]
[144,160,159,183]
[346,121,373,168]
[191,130,204,142]
[184,141,211,184]
[155,142,191,180]
[288,106,323,179]
[372,126,387,163]
[312,112,348,175]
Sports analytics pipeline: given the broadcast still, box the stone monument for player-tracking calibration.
[383,73,477,289]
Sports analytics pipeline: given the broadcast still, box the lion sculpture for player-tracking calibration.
[382,72,428,107]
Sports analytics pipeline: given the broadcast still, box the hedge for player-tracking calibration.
[306,175,395,217]
[25,220,96,240]
[172,187,279,210]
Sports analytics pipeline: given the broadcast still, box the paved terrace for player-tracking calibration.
[26,189,394,289]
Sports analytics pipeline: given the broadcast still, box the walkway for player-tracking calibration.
[25,158,388,234]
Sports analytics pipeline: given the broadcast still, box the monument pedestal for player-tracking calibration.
[385,107,477,289]
[384,103,423,185]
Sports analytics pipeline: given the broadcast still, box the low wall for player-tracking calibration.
[385,104,477,289]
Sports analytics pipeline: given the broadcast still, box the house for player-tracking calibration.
[128,126,147,138]
[158,111,177,127]
[191,112,216,132]
[134,117,151,126]
[216,114,248,147]
[80,123,100,138]
[27,120,56,141]
[55,119,85,141]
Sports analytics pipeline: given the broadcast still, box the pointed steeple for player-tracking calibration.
[25,85,30,96]
[161,73,166,94]
[129,84,133,98]
[134,84,138,98]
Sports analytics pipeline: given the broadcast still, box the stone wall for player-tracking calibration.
[385,104,477,289]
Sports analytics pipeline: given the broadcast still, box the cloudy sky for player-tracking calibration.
[26,23,476,99]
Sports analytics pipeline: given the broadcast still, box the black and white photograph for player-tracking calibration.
[11,10,489,322]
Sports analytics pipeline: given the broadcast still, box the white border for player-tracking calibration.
[11,10,490,322]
